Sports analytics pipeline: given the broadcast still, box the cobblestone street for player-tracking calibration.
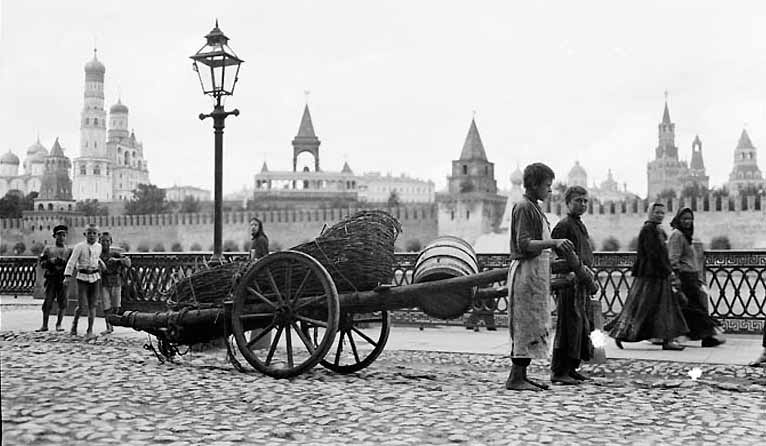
[2,327,765,445]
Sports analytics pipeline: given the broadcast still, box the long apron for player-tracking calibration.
[508,211,553,359]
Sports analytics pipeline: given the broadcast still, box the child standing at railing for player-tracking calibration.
[35,225,72,332]
[64,224,105,339]
[98,232,131,335]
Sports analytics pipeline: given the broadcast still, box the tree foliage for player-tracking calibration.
[75,199,109,216]
[0,190,37,218]
[680,183,709,197]
[405,239,422,252]
[178,196,201,213]
[601,236,621,252]
[125,184,170,215]
[13,241,26,255]
[223,240,239,252]
[710,236,731,250]
[387,190,401,207]
[170,242,184,252]
[655,189,677,200]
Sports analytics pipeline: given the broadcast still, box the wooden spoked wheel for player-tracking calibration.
[316,310,391,374]
[231,251,339,378]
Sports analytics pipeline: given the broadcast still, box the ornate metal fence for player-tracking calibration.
[1,251,764,333]
[0,256,37,295]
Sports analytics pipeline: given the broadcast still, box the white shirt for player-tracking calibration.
[64,241,103,283]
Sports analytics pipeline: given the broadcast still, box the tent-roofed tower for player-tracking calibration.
[292,104,321,172]
[35,137,76,212]
[646,95,689,199]
[728,129,764,194]
[437,117,507,245]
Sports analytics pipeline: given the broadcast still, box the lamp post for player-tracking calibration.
[191,21,243,261]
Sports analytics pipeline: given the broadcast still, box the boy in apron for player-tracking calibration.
[506,163,575,391]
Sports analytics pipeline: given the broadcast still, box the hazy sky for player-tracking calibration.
[2,1,765,196]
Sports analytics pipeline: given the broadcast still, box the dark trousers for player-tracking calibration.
[551,286,592,374]
[42,278,67,314]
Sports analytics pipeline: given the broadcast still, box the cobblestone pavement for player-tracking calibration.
[2,330,765,446]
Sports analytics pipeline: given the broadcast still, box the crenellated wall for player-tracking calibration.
[543,194,766,249]
[0,204,439,252]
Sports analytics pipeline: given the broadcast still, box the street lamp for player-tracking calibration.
[191,20,243,261]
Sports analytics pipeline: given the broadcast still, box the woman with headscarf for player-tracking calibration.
[605,202,688,350]
[668,207,725,347]
[249,217,269,260]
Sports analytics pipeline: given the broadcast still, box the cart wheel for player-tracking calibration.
[316,310,390,374]
[231,250,339,378]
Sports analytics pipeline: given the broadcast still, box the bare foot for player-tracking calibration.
[506,379,542,391]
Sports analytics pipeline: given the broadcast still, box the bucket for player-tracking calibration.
[413,236,479,319]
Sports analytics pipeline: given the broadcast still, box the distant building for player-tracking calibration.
[437,118,507,244]
[357,172,434,203]
[165,185,211,202]
[646,99,709,198]
[0,138,48,196]
[34,138,75,212]
[72,50,150,201]
[565,162,637,203]
[253,103,433,206]
[727,129,764,195]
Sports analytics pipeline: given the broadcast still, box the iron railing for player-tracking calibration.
[1,251,764,333]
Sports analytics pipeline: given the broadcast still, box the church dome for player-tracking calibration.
[568,161,587,178]
[510,165,523,185]
[0,150,20,165]
[26,139,48,156]
[85,54,105,74]
[110,100,129,114]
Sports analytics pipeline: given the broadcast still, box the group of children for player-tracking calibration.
[36,223,130,339]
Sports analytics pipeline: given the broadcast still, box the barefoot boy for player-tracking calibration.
[98,232,131,334]
[63,224,105,338]
[36,225,72,332]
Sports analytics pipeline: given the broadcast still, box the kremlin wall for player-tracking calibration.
[3,194,766,254]
[0,204,438,254]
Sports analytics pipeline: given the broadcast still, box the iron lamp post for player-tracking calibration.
[191,21,243,261]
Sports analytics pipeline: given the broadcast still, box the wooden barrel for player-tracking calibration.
[413,236,479,319]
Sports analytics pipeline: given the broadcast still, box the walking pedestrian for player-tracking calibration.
[98,232,131,335]
[605,203,688,350]
[63,224,105,339]
[667,207,725,347]
[35,225,72,332]
[550,186,595,385]
[505,162,575,391]
[249,217,269,260]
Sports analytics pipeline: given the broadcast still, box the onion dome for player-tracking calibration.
[568,161,587,178]
[26,138,48,156]
[110,99,129,114]
[0,150,20,165]
[510,164,523,186]
[85,52,105,74]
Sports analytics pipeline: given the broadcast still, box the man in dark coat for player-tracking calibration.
[550,186,594,384]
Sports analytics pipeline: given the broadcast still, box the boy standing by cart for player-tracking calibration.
[98,232,131,334]
[64,224,105,338]
[36,225,72,332]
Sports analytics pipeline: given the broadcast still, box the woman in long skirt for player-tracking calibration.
[667,207,725,347]
[506,163,575,391]
[605,202,688,350]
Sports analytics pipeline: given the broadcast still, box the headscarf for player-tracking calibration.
[670,207,694,244]
[645,202,665,225]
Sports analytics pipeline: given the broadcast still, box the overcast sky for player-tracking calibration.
[2,1,765,197]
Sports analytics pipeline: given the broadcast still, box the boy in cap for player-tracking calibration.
[64,224,105,338]
[98,232,131,334]
[35,225,72,332]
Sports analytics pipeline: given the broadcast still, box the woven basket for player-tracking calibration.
[165,210,402,308]
[291,210,402,292]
